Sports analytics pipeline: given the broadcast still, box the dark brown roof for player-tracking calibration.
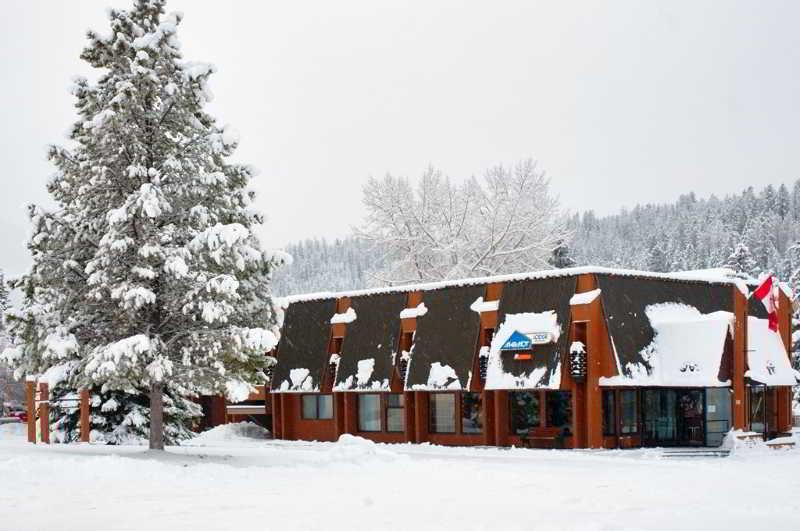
[406,284,484,389]
[336,292,407,390]
[272,298,336,390]
[495,275,578,386]
[596,274,734,376]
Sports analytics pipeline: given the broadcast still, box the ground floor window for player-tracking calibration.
[510,391,540,435]
[358,394,382,432]
[461,392,483,434]
[301,394,333,420]
[386,393,405,432]
[620,390,637,434]
[602,390,616,435]
[430,393,456,433]
[546,391,572,433]
[705,387,731,446]
[749,385,766,435]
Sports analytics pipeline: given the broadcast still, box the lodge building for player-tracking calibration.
[267,267,799,449]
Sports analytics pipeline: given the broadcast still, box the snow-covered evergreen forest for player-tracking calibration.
[273,179,800,295]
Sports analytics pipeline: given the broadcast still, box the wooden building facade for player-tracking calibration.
[270,268,798,449]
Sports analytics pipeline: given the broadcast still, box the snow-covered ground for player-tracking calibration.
[1,422,799,531]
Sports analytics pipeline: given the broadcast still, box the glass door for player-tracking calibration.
[643,389,676,445]
[676,389,704,446]
[642,389,705,446]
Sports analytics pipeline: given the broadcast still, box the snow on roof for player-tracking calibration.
[484,311,563,390]
[399,302,428,319]
[600,303,734,388]
[470,297,500,313]
[281,266,748,304]
[569,288,601,306]
[330,307,357,324]
[745,317,800,386]
[410,362,462,390]
[334,358,390,391]
[277,367,317,392]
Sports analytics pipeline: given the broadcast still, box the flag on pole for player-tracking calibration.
[752,274,779,332]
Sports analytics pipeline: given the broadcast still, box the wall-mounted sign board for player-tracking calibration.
[500,330,554,351]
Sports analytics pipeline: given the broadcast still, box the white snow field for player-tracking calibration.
[1,423,799,531]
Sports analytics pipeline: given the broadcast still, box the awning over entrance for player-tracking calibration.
[746,316,800,386]
[600,304,733,387]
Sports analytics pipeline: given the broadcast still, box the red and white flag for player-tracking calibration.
[752,275,779,332]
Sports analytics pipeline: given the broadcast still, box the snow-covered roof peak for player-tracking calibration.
[282,265,748,304]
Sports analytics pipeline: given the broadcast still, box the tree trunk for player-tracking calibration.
[149,383,165,451]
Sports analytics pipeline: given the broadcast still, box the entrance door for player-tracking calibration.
[642,389,705,446]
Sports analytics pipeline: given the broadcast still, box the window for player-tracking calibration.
[546,391,572,433]
[484,328,495,346]
[510,391,539,435]
[602,390,616,435]
[358,394,382,432]
[386,394,405,432]
[430,393,456,433]
[330,337,343,354]
[461,392,483,434]
[301,394,334,420]
[750,386,766,434]
[620,390,637,434]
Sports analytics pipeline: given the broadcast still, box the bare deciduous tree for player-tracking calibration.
[357,159,571,284]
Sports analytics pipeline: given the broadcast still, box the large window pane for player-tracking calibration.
[301,395,317,419]
[620,390,637,434]
[705,388,731,447]
[358,394,382,432]
[750,386,766,434]
[318,394,334,420]
[510,391,539,435]
[386,393,405,432]
[461,392,483,434]
[546,391,572,433]
[430,393,456,433]
[602,390,616,435]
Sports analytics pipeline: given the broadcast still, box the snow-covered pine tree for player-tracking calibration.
[547,240,576,269]
[723,242,759,279]
[2,0,287,449]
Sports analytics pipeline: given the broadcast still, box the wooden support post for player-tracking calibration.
[732,289,747,430]
[38,382,49,444]
[413,391,430,443]
[79,390,90,443]
[25,379,36,444]
[403,391,416,443]
[493,390,508,447]
[483,391,496,446]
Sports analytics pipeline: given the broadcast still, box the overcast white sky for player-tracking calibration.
[2,0,799,278]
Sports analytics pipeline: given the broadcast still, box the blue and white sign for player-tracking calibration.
[500,330,533,351]
[500,330,555,351]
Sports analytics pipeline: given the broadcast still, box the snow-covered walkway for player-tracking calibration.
[1,423,799,531]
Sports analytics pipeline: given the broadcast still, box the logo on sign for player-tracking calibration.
[500,330,533,351]
[500,330,554,351]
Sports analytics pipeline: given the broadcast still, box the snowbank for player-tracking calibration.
[185,422,270,446]
[325,434,402,462]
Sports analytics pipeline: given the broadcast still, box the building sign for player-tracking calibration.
[501,330,533,351]
[500,330,555,351]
